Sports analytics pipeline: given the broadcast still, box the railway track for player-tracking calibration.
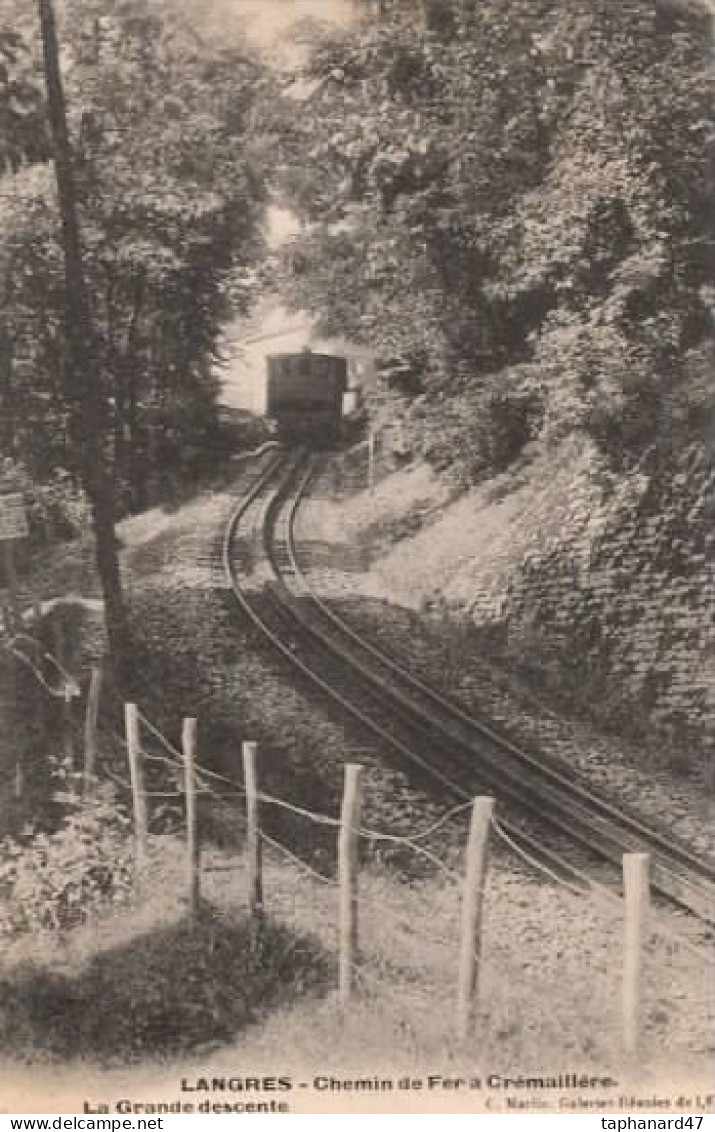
[223,448,715,924]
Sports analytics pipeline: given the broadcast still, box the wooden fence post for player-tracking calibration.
[83,664,102,797]
[125,703,148,879]
[457,796,494,1040]
[183,717,200,919]
[623,852,650,1055]
[338,763,363,1012]
[242,740,263,926]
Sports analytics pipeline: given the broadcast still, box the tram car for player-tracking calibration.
[266,350,348,444]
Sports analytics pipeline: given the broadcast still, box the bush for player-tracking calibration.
[0,767,133,937]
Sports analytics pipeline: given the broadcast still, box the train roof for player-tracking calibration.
[266,350,348,362]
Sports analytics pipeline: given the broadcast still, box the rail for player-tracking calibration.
[221,448,715,924]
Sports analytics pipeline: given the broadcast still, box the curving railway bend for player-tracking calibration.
[222,448,715,927]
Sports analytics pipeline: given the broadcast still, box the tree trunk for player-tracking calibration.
[0,329,14,450]
[124,276,145,512]
[88,482,131,684]
[37,0,131,692]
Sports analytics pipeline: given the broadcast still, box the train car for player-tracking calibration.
[266,350,348,444]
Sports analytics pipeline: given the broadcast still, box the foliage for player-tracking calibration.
[0,455,87,545]
[0,18,46,172]
[0,0,267,510]
[272,0,713,480]
[0,764,133,936]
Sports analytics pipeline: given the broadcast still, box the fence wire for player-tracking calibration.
[260,829,337,887]
[4,623,712,977]
[490,815,592,898]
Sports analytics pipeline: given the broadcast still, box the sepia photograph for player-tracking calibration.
[0,0,712,1117]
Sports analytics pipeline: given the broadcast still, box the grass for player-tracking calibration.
[0,841,331,1064]
[0,835,712,1082]
[3,444,712,1105]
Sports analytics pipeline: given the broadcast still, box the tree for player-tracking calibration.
[37,0,129,683]
[0,0,267,684]
[272,0,712,480]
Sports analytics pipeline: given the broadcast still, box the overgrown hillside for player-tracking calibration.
[329,439,713,768]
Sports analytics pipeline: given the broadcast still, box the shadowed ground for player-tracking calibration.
[0,905,332,1062]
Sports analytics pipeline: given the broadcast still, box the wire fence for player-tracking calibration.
[0,612,712,1054]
